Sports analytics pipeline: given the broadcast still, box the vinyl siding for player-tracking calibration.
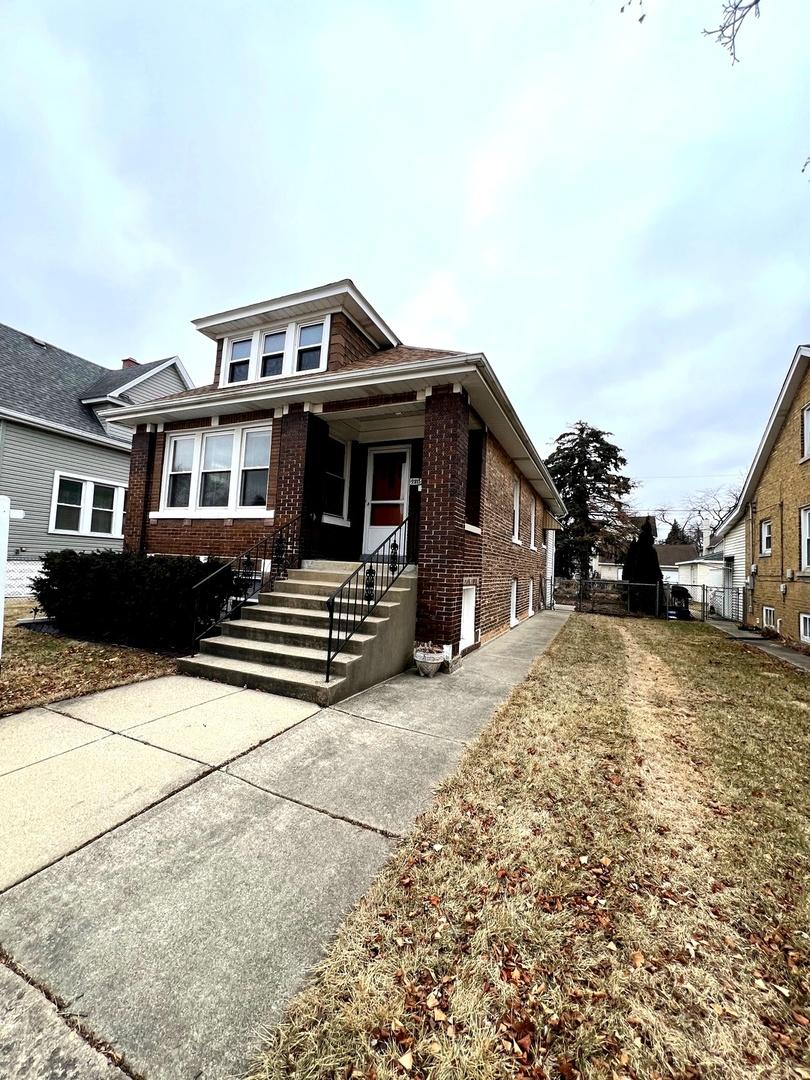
[723,520,747,588]
[123,365,186,405]
[0,421,130,558]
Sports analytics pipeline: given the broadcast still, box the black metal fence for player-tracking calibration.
[572,579,747,623]
[189,512,303,654]
[325,517,410,682]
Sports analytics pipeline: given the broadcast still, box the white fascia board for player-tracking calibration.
[716,345,810,538]
[191,280,400,347]
[0,407,132,451]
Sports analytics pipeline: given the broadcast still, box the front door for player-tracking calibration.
[363,445,410,554]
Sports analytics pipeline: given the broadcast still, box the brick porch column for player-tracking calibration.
[124,424,156,553]
[275,407,311,521]
[416,386,469,655]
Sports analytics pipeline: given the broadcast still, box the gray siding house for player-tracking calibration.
[0,324,193,595]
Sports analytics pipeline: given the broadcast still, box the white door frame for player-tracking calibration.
[363,444,411,554]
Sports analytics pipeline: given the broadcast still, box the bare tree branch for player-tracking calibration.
[703,0,761,63]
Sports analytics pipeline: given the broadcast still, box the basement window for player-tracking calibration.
[801,613,810,644]
[762,606,775,629]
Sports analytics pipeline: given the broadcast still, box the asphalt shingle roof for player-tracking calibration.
[0,322,170,440]
[655,543,699,566]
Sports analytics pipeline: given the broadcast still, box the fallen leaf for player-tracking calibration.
[630,950,645,968]
[398,1049,413,1071]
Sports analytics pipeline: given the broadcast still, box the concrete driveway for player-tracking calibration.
[0,610,569,1080]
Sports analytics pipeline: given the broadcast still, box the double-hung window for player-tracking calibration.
[512,476,521,542]
[227,339,252,383]
[223,315,330,385]
[802,404,810,459]
[50,473,127,537]
[322,436,350,525]
[801,506,810,571]
[161,424,272,517]
[760,519,772,556]
[529,497,536,549]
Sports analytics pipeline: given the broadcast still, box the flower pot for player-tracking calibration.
[414,649,443,677]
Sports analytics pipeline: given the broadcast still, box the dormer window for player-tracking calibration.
[297,323,323,372]
[221,314,330,386]
[261,331,286,378]
[227,339,252,383]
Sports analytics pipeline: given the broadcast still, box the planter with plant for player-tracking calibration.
[413,641,444,677]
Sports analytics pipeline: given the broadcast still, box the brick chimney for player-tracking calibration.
[121,358,140,369]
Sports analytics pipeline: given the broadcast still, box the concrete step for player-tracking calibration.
[178,653,344,707]
[199,633,357,676]
[247,603,389,631]
[223,618,373,654]
[286,568,355,586]
[259,590,402,613]
[302,560,362,574]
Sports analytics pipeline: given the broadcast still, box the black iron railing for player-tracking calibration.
[325,517,411,682]
[189,512,303,654]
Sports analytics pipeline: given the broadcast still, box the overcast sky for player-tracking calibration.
[1,0,808,518]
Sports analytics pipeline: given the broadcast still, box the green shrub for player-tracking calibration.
[32,550,234,653]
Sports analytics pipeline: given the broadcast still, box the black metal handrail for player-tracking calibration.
[325,517,411,682]
[189,512,303,654]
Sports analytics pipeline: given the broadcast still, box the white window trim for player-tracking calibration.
[220,313,331,388]
[512,475,521,544]
[509,578,518,627]
[322,436,352,528]
[801,506,810,571]
[528,579,534,616]
[153,422,274,520]
[762,605,776,629]
[529,497,537,550]
[802,404,810,462]
[801,613,810,644]
[760,519,772,556]
[48,471,127,539]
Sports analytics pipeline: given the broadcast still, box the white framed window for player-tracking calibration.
[529,497,536,550]
[762,606,775,629]
[49,473,127,538]
[322,436,351,526]
[801,506,810,571]
[802,404,810,459]
[801,613,810,644]
[528,579,534,615]
[221,314,331,386]
[760,519,772,556]
[157,423,273,519]
[510,578,518,626]
[512,476,521,542]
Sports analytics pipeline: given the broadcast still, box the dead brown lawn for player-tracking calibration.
[0,599,175,716]
[251,614,809,1080]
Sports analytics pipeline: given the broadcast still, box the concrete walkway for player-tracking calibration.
[708,619,810,673]
[0,609,569,1080]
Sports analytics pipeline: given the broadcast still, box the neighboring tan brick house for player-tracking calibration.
[716,344,810,643]
[112,280,564,702]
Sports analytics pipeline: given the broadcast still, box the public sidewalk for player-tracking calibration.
[0,609,570,1080]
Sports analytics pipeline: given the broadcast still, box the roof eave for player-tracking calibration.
[717,344,810,537]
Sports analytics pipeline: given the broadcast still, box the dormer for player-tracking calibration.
[192,279,401,389]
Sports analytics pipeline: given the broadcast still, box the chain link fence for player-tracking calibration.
[5,560,40,598]
[556,578,747,623]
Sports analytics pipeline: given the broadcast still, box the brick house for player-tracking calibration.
[716,344,810,643]
[112,280,565,703]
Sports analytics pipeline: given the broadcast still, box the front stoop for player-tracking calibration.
[178,565,418,706]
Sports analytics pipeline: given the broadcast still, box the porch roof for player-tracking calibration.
[104,354,566,516]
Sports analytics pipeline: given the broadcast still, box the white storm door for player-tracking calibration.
[363,446,410,554]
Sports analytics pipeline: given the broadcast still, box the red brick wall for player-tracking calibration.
[479,434,548,642]
[328,312,379,373]
[212,338,224,385]
[416,387,469,650]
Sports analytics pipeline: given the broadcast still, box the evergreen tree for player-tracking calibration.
[622,518,663,613]
[664,519,692,545]
[545,422,637,579]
